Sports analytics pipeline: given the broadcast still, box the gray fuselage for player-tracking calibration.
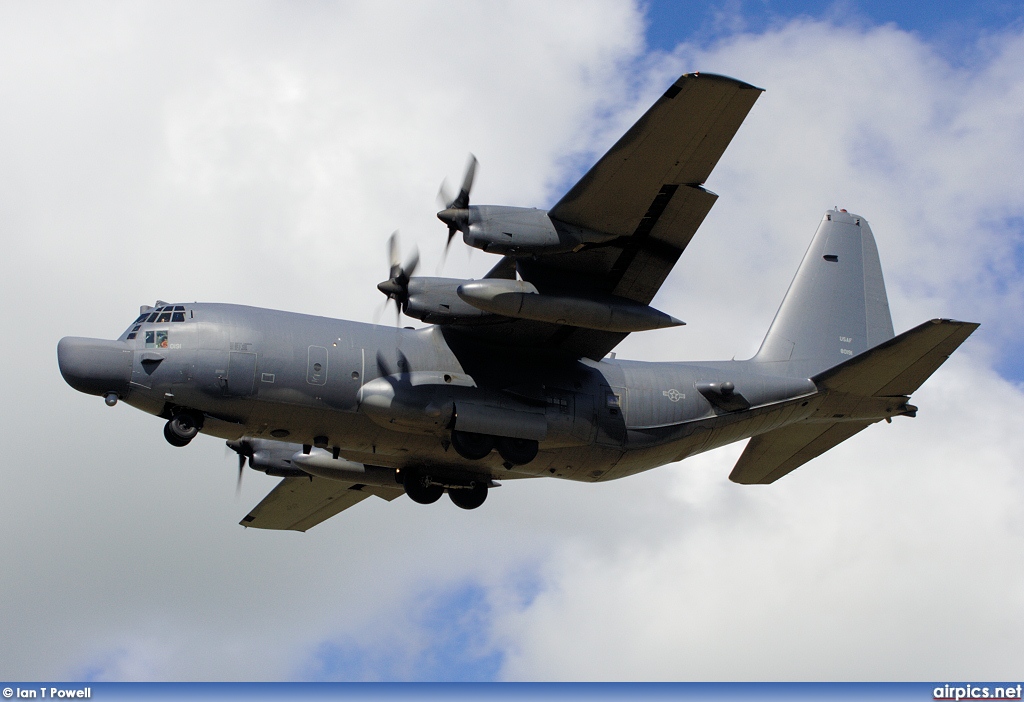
[64,302,819,487]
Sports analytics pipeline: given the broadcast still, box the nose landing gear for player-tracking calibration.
[163,410,204,447]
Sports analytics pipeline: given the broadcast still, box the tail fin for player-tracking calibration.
[753,210,894,377]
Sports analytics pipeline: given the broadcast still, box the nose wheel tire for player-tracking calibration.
[403,469,444,504]
[449,482,488,510]
[450,430,494,460]
[496,437,538,465]
[163,411,203,447]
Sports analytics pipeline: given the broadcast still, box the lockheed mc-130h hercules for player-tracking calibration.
[58,73,977,531]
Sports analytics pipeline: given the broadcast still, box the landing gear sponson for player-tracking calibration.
[450,430,538,465]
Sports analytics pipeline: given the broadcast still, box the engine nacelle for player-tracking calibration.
[402,278,496,325]
[358,371,547,441]
[458,206,615,256]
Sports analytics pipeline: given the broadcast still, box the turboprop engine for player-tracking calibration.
[438,205,616,256]
[357,371,547,443]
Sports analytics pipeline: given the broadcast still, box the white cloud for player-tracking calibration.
[486,21,1024,680]
[2,1,1022,682]
[493,356,1024,680]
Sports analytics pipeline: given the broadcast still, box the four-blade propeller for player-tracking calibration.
[436,154,477,266]
[375,231,419,325]
[226,438,255,496]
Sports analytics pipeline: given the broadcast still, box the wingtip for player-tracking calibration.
[679,72,765,92]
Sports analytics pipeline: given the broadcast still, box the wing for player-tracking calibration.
[448,73,763,361]
[240,477,404,532]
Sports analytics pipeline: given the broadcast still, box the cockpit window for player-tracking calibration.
[126,305,189,340]
[145,330,168,348]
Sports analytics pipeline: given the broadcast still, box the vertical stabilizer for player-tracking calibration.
[753,210,894,377]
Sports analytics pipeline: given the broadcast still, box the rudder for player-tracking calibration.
[753,209,894,377]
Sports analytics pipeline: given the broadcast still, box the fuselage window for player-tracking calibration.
[156,312,171,323]
[171,312,185,322]
[173,305,184,311]
[145,330,169,349]
[134,314,149,324]
[127,333,137,340]
[146,313,159,323]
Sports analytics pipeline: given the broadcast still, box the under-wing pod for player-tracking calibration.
[457,279,684,333]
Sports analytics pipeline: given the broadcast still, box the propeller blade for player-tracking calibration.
[386,231,401,278]
[377,232,419,326]
[376,349,392,376]
[226,439,254,499]
[437,181,455,210]
[436,155,477,274]
[403,246,420,280]
[451,154,477,209]
[236,454,245,497]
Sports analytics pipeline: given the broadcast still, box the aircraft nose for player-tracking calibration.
[57,337,133,398]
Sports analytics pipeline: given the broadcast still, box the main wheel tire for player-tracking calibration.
[403,469,444,505]
[165,411,202,446]
[163,420,192,447]
[450,430,494,461]
[496,437,538,465]
[449,482,488,510]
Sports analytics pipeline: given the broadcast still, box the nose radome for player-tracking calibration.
[57,337,133,398]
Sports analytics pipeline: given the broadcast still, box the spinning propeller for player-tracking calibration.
[436,154,477,267]
[375,231,419,325]
[226,439,254,497]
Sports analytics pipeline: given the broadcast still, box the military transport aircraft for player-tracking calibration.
[57,73,977,531]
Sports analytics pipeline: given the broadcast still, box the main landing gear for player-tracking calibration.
[450,430,538,465]
[401,468,490,510]
[163,410,204,447]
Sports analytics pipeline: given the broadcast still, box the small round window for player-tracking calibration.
[313,363,323,372]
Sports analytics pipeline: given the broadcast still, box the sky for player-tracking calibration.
[1,0,1023,683]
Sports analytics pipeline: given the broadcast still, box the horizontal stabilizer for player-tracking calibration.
[813,318,979,396]
[729,420,873,484]
[731,318,977,484]
[241,477,403,532]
